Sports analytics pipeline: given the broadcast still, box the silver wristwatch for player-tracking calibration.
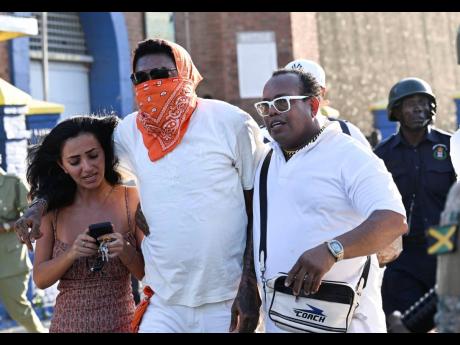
[325,239,344,262]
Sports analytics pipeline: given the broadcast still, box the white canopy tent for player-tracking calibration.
[0,14,38,41]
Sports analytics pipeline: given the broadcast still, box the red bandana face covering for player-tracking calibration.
[135,40,203,162]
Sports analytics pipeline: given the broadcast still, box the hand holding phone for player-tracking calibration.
[88,222,114,244]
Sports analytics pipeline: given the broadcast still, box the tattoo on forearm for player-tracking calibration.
[241,222,258,288]
[135,202,150,236]
[29,197,49,216]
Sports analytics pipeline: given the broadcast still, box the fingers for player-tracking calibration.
[23,236,33,251]
[75,237,98,256]
[229,304,238,333]
[237,315,258,333]
[81,233,97,245]
[292,268,308,296]
[30,222,43,240]
[285,260,301,288]
[100,236,123,259]
[310,275,322,294]
[14,219,34,251]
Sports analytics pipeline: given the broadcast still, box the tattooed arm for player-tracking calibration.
[229,190,261,333]
[15,197,48,251]
[135,202,150,236]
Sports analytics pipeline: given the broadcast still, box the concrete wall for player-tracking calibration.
[290,12,319,63]
[174,12,297,123]
[124,12,145,62]
[317,12,460,135]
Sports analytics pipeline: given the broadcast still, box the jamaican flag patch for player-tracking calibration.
[427,224,458,255]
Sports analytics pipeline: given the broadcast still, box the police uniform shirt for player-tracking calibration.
[0,171,31,278]
[374,126,456,240]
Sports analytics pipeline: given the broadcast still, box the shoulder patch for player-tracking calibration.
[433,144,448,160]
[432,127,453,138]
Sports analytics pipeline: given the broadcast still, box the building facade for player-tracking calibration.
[1,12,460,135]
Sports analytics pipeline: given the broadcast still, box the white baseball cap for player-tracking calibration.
[285,59,326,88]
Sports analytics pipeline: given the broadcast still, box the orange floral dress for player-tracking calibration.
[49,188,136,333]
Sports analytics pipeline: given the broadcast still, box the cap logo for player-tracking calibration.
[292,63,304,71]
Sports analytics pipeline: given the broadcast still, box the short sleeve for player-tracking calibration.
[347,122,372,150]
[342,146,406,219]
[234,115,265,190]
[113,121,136,180]
[16,176,30,212]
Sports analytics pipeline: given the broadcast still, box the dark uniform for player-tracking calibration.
[374,126,456,315]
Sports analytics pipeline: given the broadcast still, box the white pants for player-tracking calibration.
[138,293,234,333]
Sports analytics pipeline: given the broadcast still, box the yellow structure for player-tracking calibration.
[0,78,64,114]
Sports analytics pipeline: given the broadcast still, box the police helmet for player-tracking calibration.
[387,77,437,121]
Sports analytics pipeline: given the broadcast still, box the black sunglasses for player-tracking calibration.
[130,67,178,85]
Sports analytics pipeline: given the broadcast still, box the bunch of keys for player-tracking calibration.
[98,236,114,262]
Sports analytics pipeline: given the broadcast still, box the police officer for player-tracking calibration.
[374,77,456,323]
[0,158,46,332]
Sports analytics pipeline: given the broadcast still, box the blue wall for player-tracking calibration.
[373,108,398,140]
[8,12,32,93]
[80,12,133,117]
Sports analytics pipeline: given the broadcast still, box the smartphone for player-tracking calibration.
[88,222,114,243]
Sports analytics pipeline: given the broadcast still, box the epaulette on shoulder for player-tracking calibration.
[431,127,453,137]
[374,134,396,150]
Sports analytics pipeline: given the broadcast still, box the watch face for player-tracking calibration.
[331,242,342,252]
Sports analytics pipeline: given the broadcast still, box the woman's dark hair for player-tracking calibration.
[27,115,121,212]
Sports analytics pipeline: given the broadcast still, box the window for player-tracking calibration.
[236,31,278,99]
[144,12,175,42]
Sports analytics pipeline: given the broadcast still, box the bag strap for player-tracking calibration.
[360,256,371,284]
[328,117,351,136]
[259,149,273,270]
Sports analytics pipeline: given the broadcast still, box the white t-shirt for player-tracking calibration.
[114,98,264,307]
[252,122,406,332]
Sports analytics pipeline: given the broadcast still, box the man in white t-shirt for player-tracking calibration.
[252,68,407,332]
[15,39,265,333]
[284,59,371,149]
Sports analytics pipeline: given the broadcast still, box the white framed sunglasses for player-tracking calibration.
[254,95,312,117]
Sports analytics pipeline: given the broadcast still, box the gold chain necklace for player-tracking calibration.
[282,125,326,160]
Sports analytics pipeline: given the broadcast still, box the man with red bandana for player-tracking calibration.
[15,39,264,333]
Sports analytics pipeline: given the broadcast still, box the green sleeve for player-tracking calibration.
[16,177,30,213]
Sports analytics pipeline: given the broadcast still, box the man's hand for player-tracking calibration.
[285,244,336,296]
[229,274,261,333]
[386,311,411,333]
[377,236,402,268]
[14,199,47,251]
